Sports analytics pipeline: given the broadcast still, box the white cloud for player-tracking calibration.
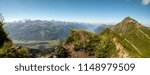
[142,0,150,5]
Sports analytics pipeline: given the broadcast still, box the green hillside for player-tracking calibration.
[111,17,150,57]
[0,15,31,58]
[56,17,150,58]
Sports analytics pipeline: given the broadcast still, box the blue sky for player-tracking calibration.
[0,0,150,25]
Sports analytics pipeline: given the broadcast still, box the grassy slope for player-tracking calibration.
[64,28,141,58]
[138,26,150,57]
[101,28,141,57]
[112,21,150,57]
[0,20,31,58]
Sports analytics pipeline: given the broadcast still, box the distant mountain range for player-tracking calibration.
[4,20,109,41]
[52,17,150,58]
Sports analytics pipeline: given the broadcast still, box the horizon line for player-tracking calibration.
[4,18,117,25]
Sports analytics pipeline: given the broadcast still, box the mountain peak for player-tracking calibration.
[124,16,133,20]
[121,17,139,25]
[111,17,142,33]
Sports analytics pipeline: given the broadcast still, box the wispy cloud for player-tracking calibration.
[142,0,150,5]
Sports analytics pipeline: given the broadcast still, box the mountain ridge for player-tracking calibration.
[53,17,150,58]
[111,17,150,57]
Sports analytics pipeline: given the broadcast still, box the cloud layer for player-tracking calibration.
[142,0,150,5]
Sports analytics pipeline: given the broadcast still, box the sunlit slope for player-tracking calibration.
[111,17,150,57]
